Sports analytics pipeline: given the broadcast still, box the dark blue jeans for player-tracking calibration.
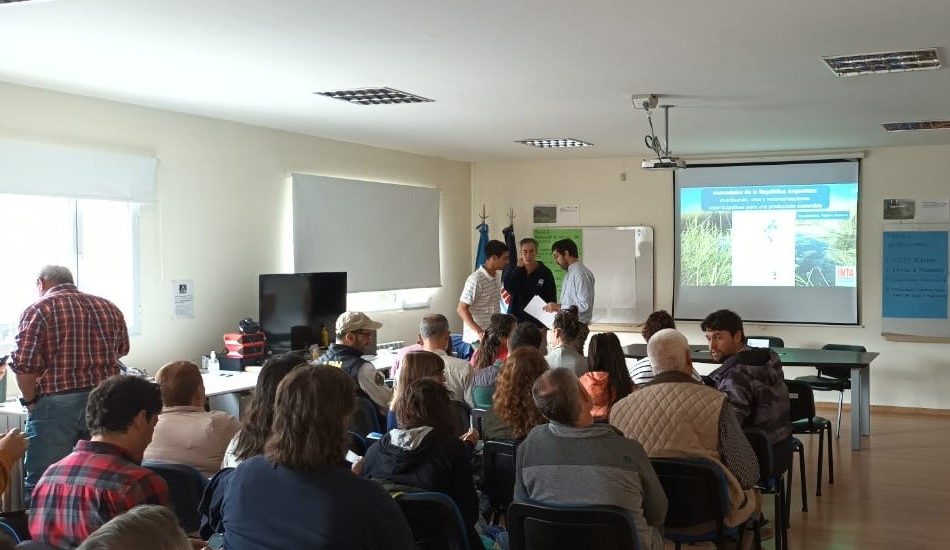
[24,392,91,499]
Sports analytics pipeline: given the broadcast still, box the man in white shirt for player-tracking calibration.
[544,238,595,345]
[144,361,240,477]
[457,239,509,344]
[419,314,475,407]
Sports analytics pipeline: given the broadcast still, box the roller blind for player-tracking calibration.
[0,138,157,202]
[292,173,441,292]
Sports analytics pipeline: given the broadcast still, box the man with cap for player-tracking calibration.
[318,312,392,410]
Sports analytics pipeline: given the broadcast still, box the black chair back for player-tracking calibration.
[819,344,866,379]
[143,462,208,533]
[471,408,488,439]
[483,440,518,515]
[745,335,785,348]
[450,400,473,438]
[349,431,368,456]
[785,379,817,423]
[650,458,730,529]
[743,428,792,482]
[350,396,382,436]
[507,502,640,550]
[394,491,471,550]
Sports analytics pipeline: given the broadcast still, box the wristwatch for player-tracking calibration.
[19,396,38,407]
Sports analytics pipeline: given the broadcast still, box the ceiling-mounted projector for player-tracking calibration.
[641,157,686,170]
[634,94,687,170]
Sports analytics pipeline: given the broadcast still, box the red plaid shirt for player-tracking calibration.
[30,440,171,548]
[9,284,129,394]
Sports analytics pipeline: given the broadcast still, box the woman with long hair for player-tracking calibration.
[386,350,445,430]
[483,347,548,440]
[363,377,480,547]
[221,366,414,549]
[470,314,517,408]
[223,353,306,467]
[581,332,634,420]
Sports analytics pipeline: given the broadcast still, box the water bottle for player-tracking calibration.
[208,350,220,375]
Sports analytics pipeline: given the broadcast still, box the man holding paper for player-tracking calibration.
[543,238,595,346]
[502,232,557,329]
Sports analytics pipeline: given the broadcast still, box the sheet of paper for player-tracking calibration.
[525,295,557,329]
[557,205,580,225]
[172,279,194,319]
[917,198,950,222]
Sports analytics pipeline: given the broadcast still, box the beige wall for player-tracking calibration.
[474,147,950,409]
[0,81,472,373]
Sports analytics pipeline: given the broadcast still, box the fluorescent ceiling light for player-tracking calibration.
[515,138,594,148]
[315,87,433,105]
[823,48,940,76]
[882,120,950,132]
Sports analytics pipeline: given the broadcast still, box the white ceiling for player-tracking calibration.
[1,0,949,161]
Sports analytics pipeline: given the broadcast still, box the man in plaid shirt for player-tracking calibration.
[6,265,129,496]
[30,375,171,548]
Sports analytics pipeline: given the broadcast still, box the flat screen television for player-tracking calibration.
[259,272,347,353]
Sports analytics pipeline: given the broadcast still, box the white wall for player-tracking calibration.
[474,147,950,409]
[0,81,472,372]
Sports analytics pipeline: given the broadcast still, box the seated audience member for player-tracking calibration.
[610,328,759,526]
[507,322,543,352]
[389,338,424,382]
[145,361,240,476]
[387,351,445,431]
[363,378,480,547]
[703,309,791,444]
[77,505,192,550]
[0,428,28,493]
[223,353,304,468]
[471,313,517,407]
[419,314,475,407]
[580,332,634,420]
[318,311,392,411]
[629,309,672,384]
[516,368,666,550]
[221,365,414,550]
[483,348,548,440]
[30,375,171,548]
[545,309,586,377]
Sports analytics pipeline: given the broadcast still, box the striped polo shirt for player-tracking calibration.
[459,266,501,343]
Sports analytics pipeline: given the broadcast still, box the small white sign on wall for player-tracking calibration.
[557,205,580,226]
[172,279,194,319]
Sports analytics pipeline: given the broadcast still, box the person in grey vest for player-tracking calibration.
[515,368,666,550]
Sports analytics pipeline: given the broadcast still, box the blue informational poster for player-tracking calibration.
[882,231,948,319]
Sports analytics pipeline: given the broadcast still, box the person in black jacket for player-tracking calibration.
[502,230,557,333]
[362,377,480,547]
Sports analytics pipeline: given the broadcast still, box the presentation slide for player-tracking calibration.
[673,160,860,325]
[680,183,858,288]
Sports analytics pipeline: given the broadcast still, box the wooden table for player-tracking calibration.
[623,344,880,451]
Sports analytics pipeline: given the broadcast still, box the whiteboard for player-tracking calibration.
[534,226,654,325]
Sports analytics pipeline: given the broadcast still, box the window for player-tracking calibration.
[347,287,439,313]
[0,194,140,352]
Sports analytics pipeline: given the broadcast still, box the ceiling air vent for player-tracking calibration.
[315,87,432,105]
[823,48,940,76]
[515,138,594,149]
[882,121,950,132]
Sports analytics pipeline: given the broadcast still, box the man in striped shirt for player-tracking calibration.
[457,240,509,344]
[7,265,130,496]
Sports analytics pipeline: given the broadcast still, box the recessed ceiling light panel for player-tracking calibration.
[315,87,432,105]
[882,120,950,132]
[515,138,594,149]
[823,48,940,76]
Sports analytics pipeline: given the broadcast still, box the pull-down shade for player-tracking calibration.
[292,174,441,293]
[0,138,157,202]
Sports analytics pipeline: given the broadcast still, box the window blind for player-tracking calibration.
[292,173,441,293]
